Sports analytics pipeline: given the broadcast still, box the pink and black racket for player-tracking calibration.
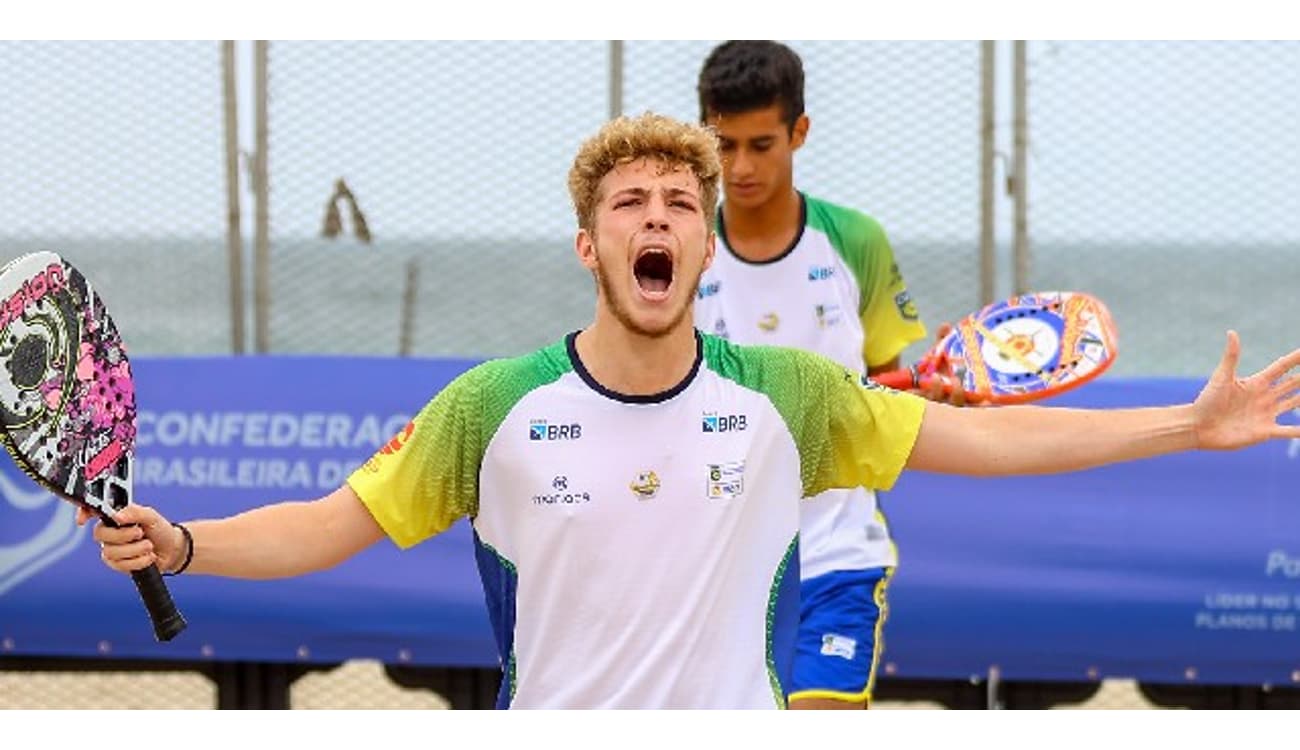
[873,290,1119,405]
[0,250,185,641]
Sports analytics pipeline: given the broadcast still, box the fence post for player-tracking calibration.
[399,259,419,357]
[253,40,271,354]
[221,41,246,355]
[1012,40,1029,295]
[609,41,624,120]
[979,40,997,307]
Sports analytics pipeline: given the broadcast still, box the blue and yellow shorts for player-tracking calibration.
[787,566,893,706]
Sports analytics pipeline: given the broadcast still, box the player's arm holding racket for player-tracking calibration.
[905,331,1300,476]
[88,360,493,580]
[79,484,385,578]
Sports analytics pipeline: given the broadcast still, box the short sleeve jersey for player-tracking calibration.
[348,331,925,709]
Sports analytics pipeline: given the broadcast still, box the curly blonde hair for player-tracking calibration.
[567,112,722,232]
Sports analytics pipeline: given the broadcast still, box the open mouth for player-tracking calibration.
[634,249,674,298]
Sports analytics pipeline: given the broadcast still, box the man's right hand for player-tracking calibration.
[76,504,186,574]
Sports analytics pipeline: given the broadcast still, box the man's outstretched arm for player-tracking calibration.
[906,331,1300,477]
[79,483,386,580]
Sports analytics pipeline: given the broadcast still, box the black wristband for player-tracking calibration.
[163,522,194,577]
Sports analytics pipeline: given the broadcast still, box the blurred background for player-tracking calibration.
[1,40,1297,710]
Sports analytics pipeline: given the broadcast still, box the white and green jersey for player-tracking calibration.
[693,193,927,576]
[349,332,925,709]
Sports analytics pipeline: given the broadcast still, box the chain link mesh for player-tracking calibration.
[0,41,232,355]
[265,41,608,356]
[1028,41,1300,375]
[265,41,980,362]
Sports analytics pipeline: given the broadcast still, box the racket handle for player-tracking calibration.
[871,366,919,391]
[129,564,188,642]
[100,514,187,642]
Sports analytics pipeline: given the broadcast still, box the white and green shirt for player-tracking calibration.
[349,331,925,709]
[693,194,927,576]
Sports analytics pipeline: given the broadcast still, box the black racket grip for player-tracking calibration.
[100,514,187,641]
[129,564,187,642]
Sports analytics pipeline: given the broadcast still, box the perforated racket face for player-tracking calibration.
[0,252,135,513]
[938,291,1118,403]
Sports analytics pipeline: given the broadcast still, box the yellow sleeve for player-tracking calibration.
[347,368,487,549]
[726,342,926,496]
[819,369,927,494]
[857,224,928,368]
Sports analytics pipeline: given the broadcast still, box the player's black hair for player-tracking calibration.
[697,40,805,131]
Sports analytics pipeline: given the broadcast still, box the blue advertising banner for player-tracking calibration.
[0,356,496,669]
[883,380,1300,687]
[1,357,1297,686]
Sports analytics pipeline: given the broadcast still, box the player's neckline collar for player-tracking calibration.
[565,330,703,404]
[716,191,807,266]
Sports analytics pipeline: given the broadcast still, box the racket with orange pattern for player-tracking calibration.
[873,291,1118,405]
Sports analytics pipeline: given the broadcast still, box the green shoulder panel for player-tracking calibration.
[348,338,573,548]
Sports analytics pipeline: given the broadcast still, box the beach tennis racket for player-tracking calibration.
[0,250,186,641]
[873,290,1118,405]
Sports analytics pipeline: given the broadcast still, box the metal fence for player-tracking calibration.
[0,41,233,355]
[3,41,1296,372]
[1027,41,1300,376]
[1,41,987,364]
[262,41,609,357]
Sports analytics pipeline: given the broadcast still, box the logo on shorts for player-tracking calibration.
[630,470,660,501]
[820,633,857,661]
[757,312,779,332]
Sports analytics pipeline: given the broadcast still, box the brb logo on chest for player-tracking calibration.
[530,419,582,441]
[702,411,747,433]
